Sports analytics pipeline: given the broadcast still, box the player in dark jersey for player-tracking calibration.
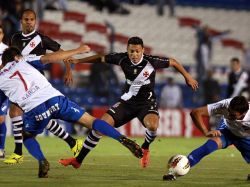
[59,36,198,169]
[4,9,79,164]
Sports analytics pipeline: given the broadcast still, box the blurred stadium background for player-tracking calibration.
[1,0,250,138]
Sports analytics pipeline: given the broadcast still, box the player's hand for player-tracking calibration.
[77,44,91,54]
[63,57,74,86]
[185,77,198,91]
[205,130,221,137]
[64,69,73,86]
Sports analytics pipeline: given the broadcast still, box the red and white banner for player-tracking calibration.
[92,107,208,137]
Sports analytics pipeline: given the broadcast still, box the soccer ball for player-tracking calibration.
[167,155,190,176]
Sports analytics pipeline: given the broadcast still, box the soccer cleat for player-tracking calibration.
[140,149,150,168]
[0,149,5,159]
[71,139,83,157]
[3,153,24,164]
[58,157,81,169]
[247,174,250,181]
[38,159,50,178]
[119,136,143,159]
[163,173,177,181]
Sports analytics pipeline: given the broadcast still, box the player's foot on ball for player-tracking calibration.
[247,174,250,181]
[71,139,83,157]
[163,173,177,181]
[140,149,150,168]
[119,136,143,159]
[3,153,24,164]
[59,158,81,169]
[38,159,50,178]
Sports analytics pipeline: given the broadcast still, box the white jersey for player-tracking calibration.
[0,55,63,112]
[208,98,250,137]
[0,42,8,65]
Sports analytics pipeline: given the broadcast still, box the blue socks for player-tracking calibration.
[188,139,218,167]
[0,122,6,149]
[24,138,45,161]
[92,119,122,140]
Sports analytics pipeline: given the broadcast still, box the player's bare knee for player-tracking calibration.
[0,115,5,124]
[9,104,23,118]
[101,113,115,126]
[147,124,158,131]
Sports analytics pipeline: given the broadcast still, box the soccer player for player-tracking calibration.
[4,9,79,164]
[164,96,250,181]
[0,25,8,158]
[59,36,198,168]
[0,45,143,178]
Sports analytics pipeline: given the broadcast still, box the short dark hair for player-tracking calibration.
[127,36,143,47]
[21,9,36,19]
[229,96,249,114]
[2,47,21,66]
[230,57,240,63]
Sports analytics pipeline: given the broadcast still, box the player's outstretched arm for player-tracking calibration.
[190,106,210,136]
[190,106,221,137]
[41,44,90,64]
[68,54,105,64]
[169,58,198,91]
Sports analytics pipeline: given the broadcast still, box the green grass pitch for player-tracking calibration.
[0,137,249,187]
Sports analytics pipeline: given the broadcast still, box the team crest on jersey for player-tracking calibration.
[30,41,36,48]
[143,71,149,77]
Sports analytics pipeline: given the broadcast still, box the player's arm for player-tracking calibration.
[190,106,221,137]
[58,48,74,85]
[41,44,90,64]
[69,54,106,64]
[169,58,198,91]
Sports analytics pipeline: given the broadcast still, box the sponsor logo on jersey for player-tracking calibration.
[35,103,60,121]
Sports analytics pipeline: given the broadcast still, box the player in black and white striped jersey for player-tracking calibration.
[59,36,198,169]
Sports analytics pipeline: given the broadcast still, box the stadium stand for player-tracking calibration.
[40,0,249,107]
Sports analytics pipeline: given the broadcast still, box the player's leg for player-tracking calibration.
[231,135,250,180]
[187,137,222,167]
[0,92,7,159]
[163,137,222,181]
[0,115,6,158]
[140,113,159,168]
[46,119,81,157]
[22,131,49,178]
[59,112,143,168]
[4,103,24,164]
[57,97,143,168]
[78,112,143,156]
[72,113,114,164]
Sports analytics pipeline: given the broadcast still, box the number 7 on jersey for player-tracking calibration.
[9,71,28,91]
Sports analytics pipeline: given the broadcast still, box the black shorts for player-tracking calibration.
[106,99,159,128]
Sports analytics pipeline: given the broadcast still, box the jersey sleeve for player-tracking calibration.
[207,99,232,116]
[144,55,170,69]
[104,52,127,65]
[24,55,44,70]
[41,34,61,52]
